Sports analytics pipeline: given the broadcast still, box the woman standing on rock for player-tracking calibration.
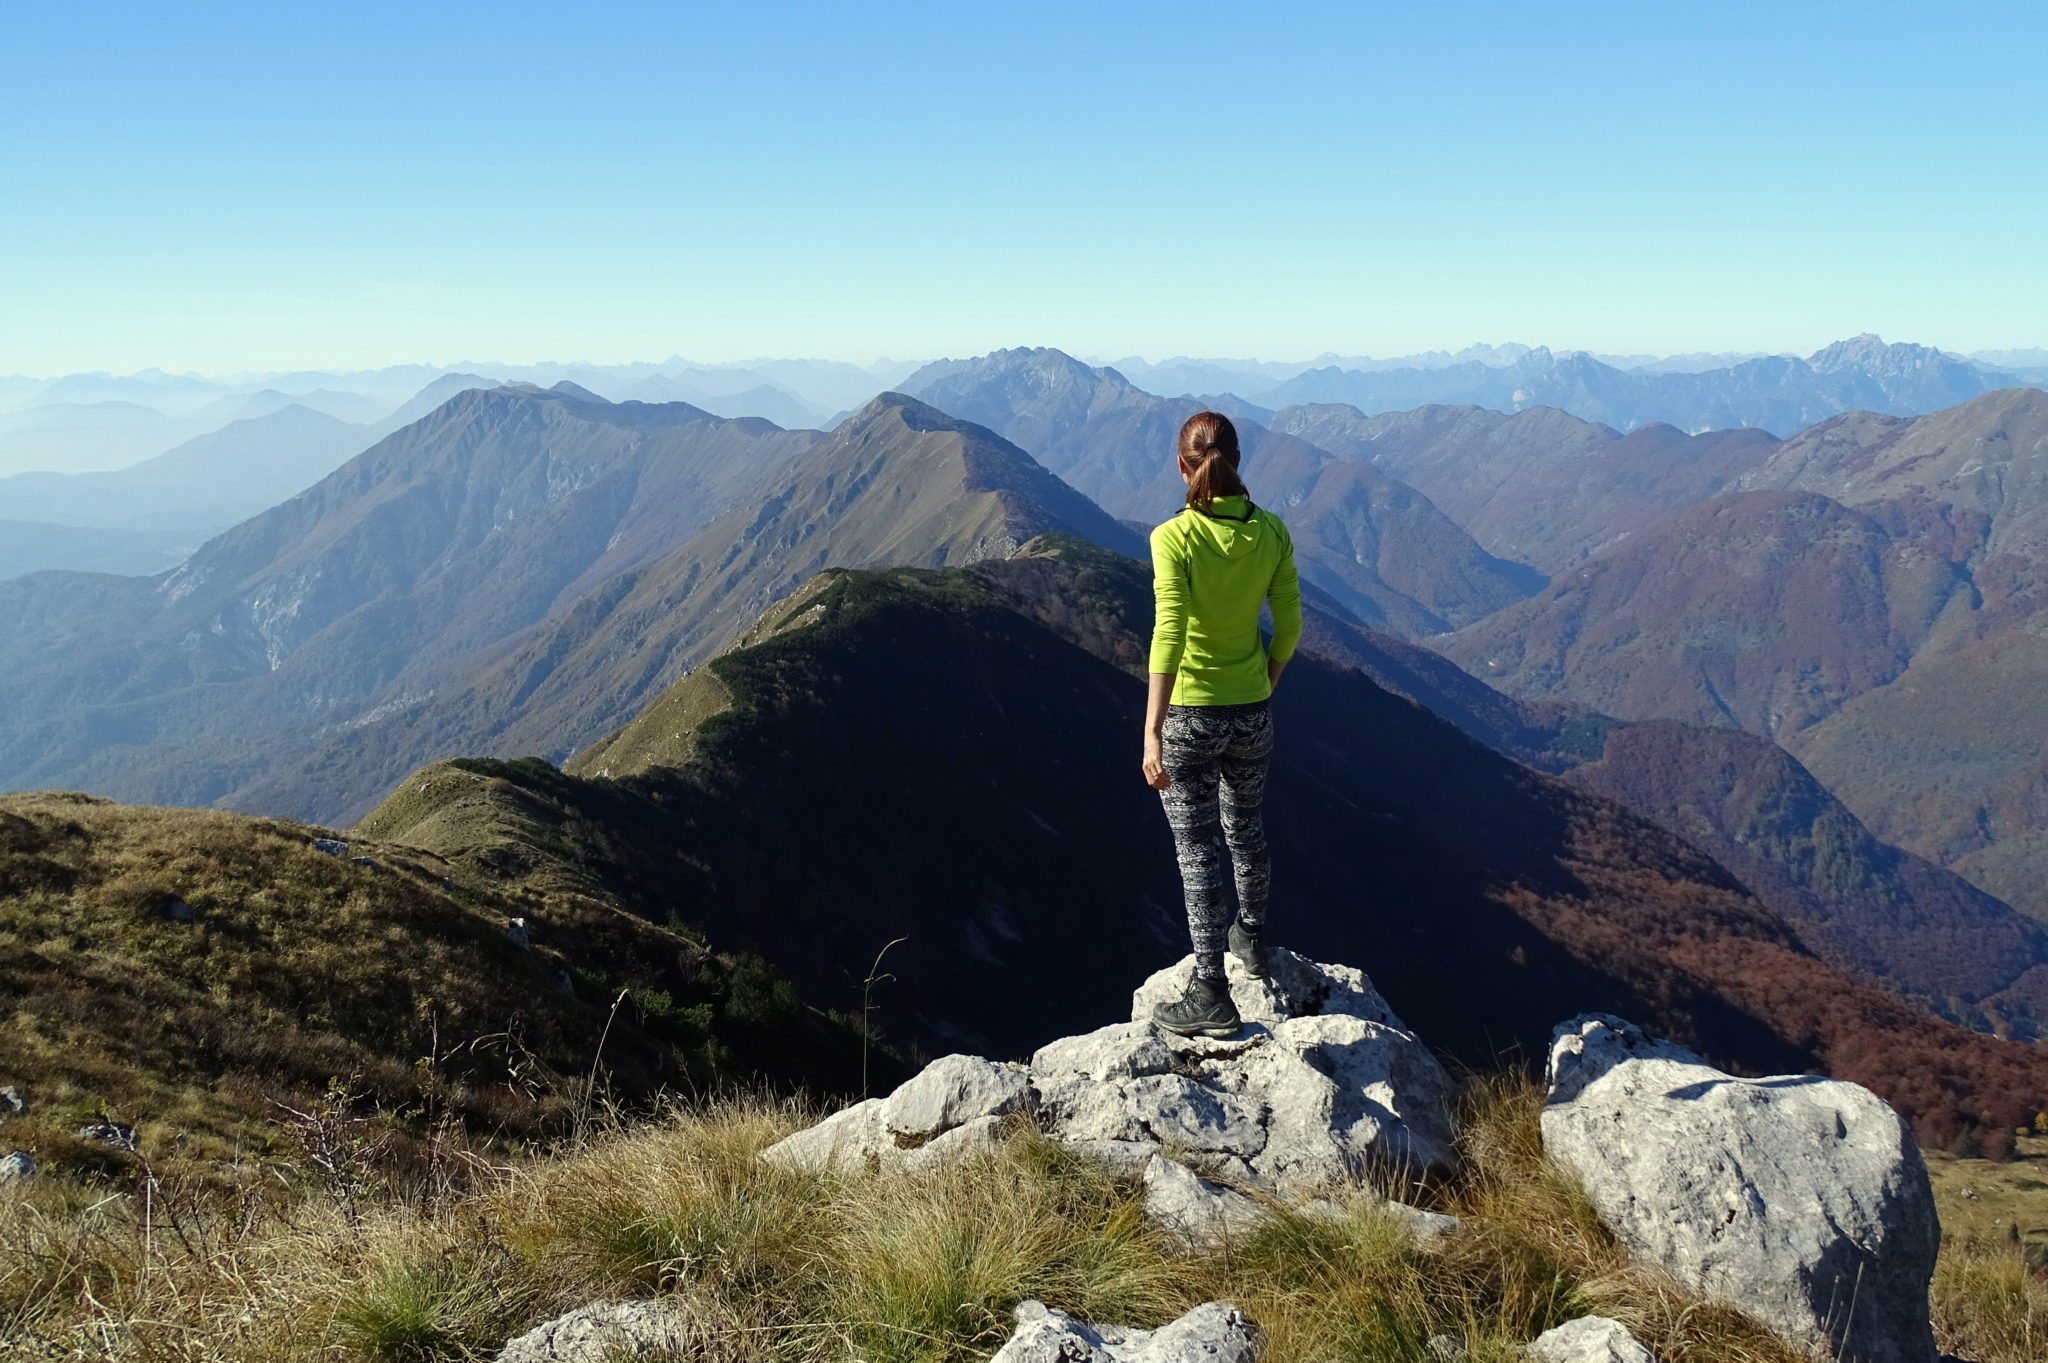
[1142,410,1302,1038]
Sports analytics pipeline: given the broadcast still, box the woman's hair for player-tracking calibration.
[1178,410,1248,515]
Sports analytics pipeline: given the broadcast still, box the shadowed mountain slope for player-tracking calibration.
[903,347,1541,634]
[1289,579,2048,1027]
[360,540,2048,1141]
[1568,720,2048,1028]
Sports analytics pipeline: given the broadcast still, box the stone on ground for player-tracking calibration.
[991,1299,1261,1363]
[884,1053,1032,1140]
[1525,1315,1655,1363]
[1142,1153,1270,1249]
[497,1299,694,1362]
[1542,1015,1938,1363]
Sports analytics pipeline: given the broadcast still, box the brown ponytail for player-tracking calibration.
[1178,410,1248,516]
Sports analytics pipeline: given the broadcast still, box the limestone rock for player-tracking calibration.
[1032,1022,1175,1081]
[762,950,1455,1213]
[885,1053,1032,1140]
[1382,1199,1461,1240]
[900,1113,1006,1174]
[991,1299,1261,1363]
[760,1097,892,1173]
[497,1299,693,1361]
[1131,949,1459,1185]
[0,1151,32,1181]
[506,917,531,948]
[1142,1154,1269,1249]
[1543,1015,1938,1363]
[1060,1138,1161,1177]
[0,1085,24,1116]
[1525,1316,1654,1363]
[77,1120,137,1152]
[309,837,349,856]
[161,898,194,923]
[1131,946,1401,1029]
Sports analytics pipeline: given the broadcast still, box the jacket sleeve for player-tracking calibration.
[1148,523,1188,675]
[1267,522,1303,664]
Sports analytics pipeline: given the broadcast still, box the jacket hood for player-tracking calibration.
[1175,496,1267,560]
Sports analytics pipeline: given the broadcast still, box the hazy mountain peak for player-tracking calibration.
[840,389,986,436]
[1804,332,1961,374]
[547,380,608,402]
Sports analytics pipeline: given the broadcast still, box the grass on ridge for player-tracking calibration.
[0,1077,2036,1362]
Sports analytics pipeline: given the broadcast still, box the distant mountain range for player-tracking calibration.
[1267,402,1779,571]
[0,404,372,535]
[0,384,1135,825]
[1241,336,2024,438]
[1440,387,2048,925]
[903,347,1543,635]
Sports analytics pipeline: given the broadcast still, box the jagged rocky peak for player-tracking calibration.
[1806,331,1956,376]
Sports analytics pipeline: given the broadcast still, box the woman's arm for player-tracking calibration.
[1142,672,1174,789]
[1266,527,1303,691]
[1146,525,1186,788]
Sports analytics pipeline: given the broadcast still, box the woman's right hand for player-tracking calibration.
[1142,734,1170,789]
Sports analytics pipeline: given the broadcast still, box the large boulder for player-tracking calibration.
[1127,949,1459,1186]
[761,950,1457,1238]
[497,1299,694,1362]
[991,1300,1261,1363]
[1542,1015,1938,1363]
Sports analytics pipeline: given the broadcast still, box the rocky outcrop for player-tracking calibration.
[1542,1016,1938,1363]
[497,1299,694,1362]
[1525,1316,1654,1363]
[990,1300,1261,1363]
[763,950,1456,1198]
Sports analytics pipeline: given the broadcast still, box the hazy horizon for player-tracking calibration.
[7,335,2045,387]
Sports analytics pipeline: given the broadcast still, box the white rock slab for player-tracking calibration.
[1542,1015,1938,1363]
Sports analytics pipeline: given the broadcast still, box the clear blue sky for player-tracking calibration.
[4,0,2043,374]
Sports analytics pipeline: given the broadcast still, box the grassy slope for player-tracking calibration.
[3,1080,2039,1362]
[0,790,873,1178]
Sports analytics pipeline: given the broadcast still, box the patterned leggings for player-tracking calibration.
[1157,700,1274,981]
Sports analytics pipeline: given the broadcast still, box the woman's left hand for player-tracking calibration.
[1142,735,1170,789]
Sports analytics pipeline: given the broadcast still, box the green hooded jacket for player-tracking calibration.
[1148,494,1303,706]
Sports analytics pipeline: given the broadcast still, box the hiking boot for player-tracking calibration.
[1152,975,1242,1038]
[1229,920,1271,978]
